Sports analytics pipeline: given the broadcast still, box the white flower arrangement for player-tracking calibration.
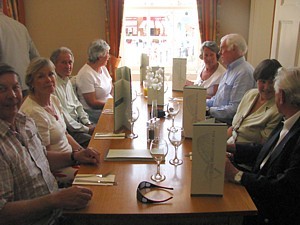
[145,67,164,91]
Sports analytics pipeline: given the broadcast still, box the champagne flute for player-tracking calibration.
[167,101,180,132]
[126,105,139,139]
[168,127,185,166]
[131,90,137,102]
[149,139,168,182]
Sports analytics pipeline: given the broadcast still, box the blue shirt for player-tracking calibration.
[206,57,255,124]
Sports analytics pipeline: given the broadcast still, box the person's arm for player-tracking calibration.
[46,147,100,171]
[209,71,255,122]
[0,186,92,225]
[83,92,105,109]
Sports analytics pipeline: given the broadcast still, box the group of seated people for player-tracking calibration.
[186,33,300,225]
[0,32,300,225]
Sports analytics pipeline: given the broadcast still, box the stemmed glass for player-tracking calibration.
[167,101,180,132]
[149,139,168,182]
[131,90,137,102]
[168,127,185,166]
[126,105,139,139]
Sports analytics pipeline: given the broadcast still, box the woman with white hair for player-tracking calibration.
[76,39,113,124]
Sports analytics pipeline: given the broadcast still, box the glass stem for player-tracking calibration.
[174,146,179,161]
[171,116,175,127]
[130,122,134,134]
[157,162,161,176]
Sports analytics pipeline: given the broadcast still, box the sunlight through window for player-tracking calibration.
[120,0,201,80]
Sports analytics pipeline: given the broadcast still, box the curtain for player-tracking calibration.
[196,0,221,43]
[105,0,124,82]
[2,0,25,25]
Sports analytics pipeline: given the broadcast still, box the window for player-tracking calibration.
[120,0,201,80]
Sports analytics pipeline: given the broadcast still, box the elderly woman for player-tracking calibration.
[75,39,113,124]
[186,41,226,98]
[20,57,88,187]
[227,59,283,148]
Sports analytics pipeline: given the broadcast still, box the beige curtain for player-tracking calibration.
[2,0,25,24]
[196,0,221,43]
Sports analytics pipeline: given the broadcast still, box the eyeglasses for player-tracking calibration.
[136,181,173,204]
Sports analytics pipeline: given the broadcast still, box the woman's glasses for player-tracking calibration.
[136,181,173,204]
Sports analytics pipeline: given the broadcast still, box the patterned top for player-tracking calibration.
[0,112,61,224]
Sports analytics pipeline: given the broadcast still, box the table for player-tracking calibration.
[64,83,257,225]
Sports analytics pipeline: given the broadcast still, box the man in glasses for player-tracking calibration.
[0,63,99,224]
[206,33,256,125]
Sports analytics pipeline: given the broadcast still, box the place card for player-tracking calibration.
[94,132,126,140]
[172,58,187,91]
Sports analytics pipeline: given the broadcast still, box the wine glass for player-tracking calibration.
[168,127,185,166]
[126,105,139,139]
[167,101,180,132]
[149,139,168,182]
[131,90,137,102]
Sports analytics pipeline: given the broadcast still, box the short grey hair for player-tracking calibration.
[26,57,56,94]
[87,39,110,63]
[221,33,248,56]
[50,47,74,64]
[274,67,300,107]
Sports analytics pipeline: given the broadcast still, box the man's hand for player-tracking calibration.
[51,186,93,210]
[75,147,100,165]
[225,156,240,183]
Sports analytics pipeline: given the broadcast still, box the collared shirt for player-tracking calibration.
[0,113,61,225]
[0,12,39,91]
[260,110,300,169]
[206,56,255,124]
[54,75,90,133]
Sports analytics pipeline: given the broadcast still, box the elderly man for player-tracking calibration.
[0,63,99,224]
[206,33,256,125]
[50,47,95,148]
[225,67,300,225]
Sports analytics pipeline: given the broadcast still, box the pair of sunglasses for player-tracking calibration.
[137,181,173,204]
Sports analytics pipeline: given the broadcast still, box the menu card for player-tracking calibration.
[191,121,227,196]
[182,85,206,138]
[172,58,186,91]
[114,66,132,132]
[140,53,149,84]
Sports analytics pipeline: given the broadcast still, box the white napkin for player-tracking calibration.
[73,174,116,186]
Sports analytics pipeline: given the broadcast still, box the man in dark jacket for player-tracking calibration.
[225,67,300,225]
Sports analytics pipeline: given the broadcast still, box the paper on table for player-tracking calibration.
[73,174,116,186]
[102,109,114,114]
[94,132,125,140]
[105,149,153,161]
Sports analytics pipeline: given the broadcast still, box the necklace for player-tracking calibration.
[43,103,59,120]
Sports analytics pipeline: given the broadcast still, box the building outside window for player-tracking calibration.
[120,0,202,80]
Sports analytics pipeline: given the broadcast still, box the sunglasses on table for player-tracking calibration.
[136,181,173,204]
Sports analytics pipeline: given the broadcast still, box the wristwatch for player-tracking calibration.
[234,171,243,184]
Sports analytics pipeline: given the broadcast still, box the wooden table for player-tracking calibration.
[64,84,257,225]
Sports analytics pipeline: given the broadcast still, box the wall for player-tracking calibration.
[24,0,252,74]
[24,0,105,74]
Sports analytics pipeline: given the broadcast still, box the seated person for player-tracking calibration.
[50,47,95,148]
[225,67,300,225]
[227,59,283,146]
[185,41,226,98]
[75,39,113,124]
[0,63,99,225]
[20,57,91,187]
[206,34,256,125]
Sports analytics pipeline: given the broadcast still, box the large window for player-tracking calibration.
[119,0,201,80]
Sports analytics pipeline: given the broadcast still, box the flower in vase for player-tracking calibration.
[145,67,164,91]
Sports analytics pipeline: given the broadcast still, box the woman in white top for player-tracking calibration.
[76,39,113,124]
[20,57,86,187]
[186,41,226,98]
